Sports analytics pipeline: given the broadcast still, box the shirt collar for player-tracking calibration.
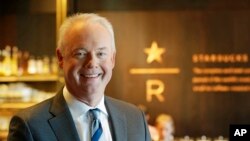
[63,86,108,118]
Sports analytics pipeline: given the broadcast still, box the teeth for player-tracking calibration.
[84,74,99,78]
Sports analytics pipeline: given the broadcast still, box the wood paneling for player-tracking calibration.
[101,11,250,137]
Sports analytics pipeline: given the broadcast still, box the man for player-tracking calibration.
[7,13,151,141]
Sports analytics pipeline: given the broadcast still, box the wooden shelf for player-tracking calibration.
[0,102,37,109]
[0,74,59,82]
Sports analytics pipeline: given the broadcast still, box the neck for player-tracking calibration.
[65,86,104,107]
[75,93,104,107]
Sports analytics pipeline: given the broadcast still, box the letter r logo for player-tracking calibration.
[146,79,165,102]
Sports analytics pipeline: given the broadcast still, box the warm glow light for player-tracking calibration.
[146,79,165,102]
[193,67,250,74]
[144,41,166,64]
[192,54,248,63]
[193,85,250,92]
[56,0,67,41]
[130,68,180,74]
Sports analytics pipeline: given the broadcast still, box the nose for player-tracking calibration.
[84,53,98,69]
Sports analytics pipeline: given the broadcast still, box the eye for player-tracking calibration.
[97,52,107,58]
[73,51,86,58]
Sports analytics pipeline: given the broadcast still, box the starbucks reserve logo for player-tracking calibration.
[129,41,180,102]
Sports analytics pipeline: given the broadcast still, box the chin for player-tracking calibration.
[81,86,100,94]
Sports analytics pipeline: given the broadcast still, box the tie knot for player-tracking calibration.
[89,108,100,120]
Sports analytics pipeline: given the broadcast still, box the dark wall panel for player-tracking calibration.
[100,11,250,137]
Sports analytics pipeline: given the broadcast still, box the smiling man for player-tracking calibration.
[7,13,151,141]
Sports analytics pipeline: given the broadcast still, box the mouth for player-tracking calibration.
[80,73,102,78]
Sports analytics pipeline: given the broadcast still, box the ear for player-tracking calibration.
[56,48,64,69]
[111,52,116,69]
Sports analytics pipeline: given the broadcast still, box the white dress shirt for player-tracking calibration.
[63,87,113,141]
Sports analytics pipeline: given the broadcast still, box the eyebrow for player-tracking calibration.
[96,47,108,51]
[72,48,86,52]
[71,46,108,53]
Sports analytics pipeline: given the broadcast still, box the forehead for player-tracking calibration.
[65,22,112,50]
[72,22,111,40]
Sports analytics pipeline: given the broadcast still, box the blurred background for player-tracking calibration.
[1,0,250,141]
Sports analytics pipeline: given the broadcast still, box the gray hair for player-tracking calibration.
[57,13,116,55]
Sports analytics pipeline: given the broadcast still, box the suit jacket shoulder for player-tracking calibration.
[105,96,140,112]
[105,96,151,141]
[8,91,80,141]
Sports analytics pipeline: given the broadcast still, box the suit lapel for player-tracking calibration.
[48,89,80,141]
[105,97,127,141]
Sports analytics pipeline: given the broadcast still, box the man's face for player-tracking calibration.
[57,22,115,98]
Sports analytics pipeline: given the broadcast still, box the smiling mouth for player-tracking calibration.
[81,73,101,78]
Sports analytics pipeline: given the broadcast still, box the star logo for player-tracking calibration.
[144,41,166,64]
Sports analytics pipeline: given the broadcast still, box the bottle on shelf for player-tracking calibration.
[36,57,43,74]
[2,45,12,76]
[42,56,50,74]
[0,45,59,77]
[51,56,58,74]
[0,50,4,75]
[22,51,30,75]
[11,46,18,76]
[27,56,37,74]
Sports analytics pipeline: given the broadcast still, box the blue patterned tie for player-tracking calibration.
[89,108,103,141]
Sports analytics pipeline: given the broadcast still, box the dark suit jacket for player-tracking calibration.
[7,89,151,141]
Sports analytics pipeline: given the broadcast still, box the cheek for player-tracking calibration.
[103,61,114,74]
[64,60,81,76]
[101,61,113,83]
